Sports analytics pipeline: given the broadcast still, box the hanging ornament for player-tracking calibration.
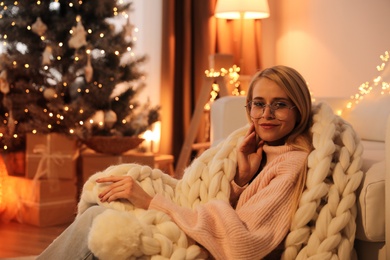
[68,16,87,49]
[123,19,135,42]
[42,46,53,65]
[43,88,57,100]
[89,110,105,128]
[84,55,93,83]
[104,110,117,128]
[31,17,47,36]
[0,71,10,94]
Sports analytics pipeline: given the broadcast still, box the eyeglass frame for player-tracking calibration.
[245,100,296,120]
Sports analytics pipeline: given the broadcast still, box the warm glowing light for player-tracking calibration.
[345,50,390,111]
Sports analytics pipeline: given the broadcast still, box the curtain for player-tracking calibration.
[160,0,265,177]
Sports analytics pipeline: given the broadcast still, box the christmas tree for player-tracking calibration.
[0,0,159,153]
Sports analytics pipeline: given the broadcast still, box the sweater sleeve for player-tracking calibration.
[149,150,308,260]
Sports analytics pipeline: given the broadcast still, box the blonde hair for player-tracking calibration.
[246,65,313,222]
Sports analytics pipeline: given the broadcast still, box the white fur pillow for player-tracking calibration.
[345,90,390,142]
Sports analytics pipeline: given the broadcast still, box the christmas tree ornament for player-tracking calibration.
[90,110,105,128]
[31,17,47,36]
[68,18,87,49]
[84,55,93,83]
[123,19,135,42]
[0,71,10,94]
[104,110,117,128]
[43,88,57,100]
[42,46,53,65]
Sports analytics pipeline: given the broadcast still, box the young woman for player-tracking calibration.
[37,65,313,259]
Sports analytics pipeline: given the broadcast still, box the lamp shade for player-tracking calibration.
[215,0,270,19]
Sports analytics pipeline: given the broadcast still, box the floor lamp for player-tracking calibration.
[214,0,270,73]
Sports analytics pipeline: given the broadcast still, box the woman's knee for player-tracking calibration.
[77,206,106,224]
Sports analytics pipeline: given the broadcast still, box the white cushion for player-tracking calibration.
[345,90,390,142]
[356,160,385,242]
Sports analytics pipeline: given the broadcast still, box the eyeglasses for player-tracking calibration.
[246,100,296,120]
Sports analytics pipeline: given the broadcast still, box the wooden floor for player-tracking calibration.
[0,221,69,258]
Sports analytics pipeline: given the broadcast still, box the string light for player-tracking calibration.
[346,50,389,111]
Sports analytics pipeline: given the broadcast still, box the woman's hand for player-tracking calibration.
[236,123,264,186]
[96,176,152,210]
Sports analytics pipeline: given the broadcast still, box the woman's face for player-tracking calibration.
[249,78,298,146]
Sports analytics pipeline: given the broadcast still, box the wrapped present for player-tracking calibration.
[25,133,78,180]
[80,149,154,185]
[2,151,25,176]
[8,176,78,203]
[7,176,78,227]
[17,199,77,227]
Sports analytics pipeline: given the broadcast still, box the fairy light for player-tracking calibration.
[202,65,242,110]
[346,50,390,111]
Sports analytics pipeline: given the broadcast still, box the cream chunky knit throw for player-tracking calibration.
[77,102,363,260]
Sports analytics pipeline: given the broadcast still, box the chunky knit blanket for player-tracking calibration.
[77,102,363,260]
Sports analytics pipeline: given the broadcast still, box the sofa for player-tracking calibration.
[210,95,389,260]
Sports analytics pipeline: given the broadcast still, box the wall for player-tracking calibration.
[262,0,390,98]
[131,0,162,106]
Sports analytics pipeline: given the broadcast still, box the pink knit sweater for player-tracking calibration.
[149,144,308,260]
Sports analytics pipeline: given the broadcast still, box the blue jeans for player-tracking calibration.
[37,206,106,260]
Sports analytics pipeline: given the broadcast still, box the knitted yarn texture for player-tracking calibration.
[77,102,363,260]
[282,103,363,260]
[77,124,246,260]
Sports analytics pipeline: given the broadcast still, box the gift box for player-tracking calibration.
[1,151,25,176]
[80,149,154,185]
[25,133,78,180]
[8,176,78,227]
[8,176,78,203]
[17,199,77,227]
